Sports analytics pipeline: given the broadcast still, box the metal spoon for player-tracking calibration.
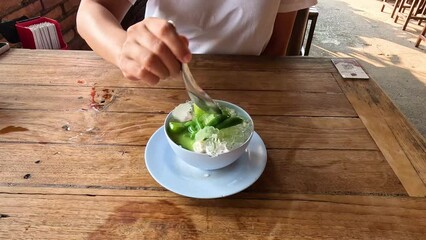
[166,20,221,114]
[182,63,222,114]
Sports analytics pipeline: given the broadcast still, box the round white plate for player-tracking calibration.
[145,126,267,199]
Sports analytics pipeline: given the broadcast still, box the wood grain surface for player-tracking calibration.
[0,49,425,239]
[1,194,426,239]
[0,86,356,116]
[0,144,404,195]
[334,73,426,197]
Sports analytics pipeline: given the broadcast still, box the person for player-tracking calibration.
[77,0,317,85]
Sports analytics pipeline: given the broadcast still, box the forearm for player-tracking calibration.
[77,0,131,66]
[77,0,190,84]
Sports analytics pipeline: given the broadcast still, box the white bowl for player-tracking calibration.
[164,100,254,170]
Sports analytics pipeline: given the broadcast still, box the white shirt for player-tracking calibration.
[129,0,317,55]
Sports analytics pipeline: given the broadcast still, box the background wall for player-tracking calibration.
[0,0,88,49]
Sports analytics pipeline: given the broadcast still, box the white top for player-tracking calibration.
[129,0,317,55]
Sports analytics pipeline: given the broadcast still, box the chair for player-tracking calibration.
[303,6,319,56]
[381,0,398,16]
[286,8,309,56]
[415,23,426,47]
[382,0,413,18]
[395,0,426,30]
[381,0,390,12]
[417,0,426,25]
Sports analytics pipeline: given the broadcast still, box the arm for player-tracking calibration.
[77,0,191,84]
[262,11,297,56]
[77,0,130,66]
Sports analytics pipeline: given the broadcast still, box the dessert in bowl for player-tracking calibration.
[164,100,254,170]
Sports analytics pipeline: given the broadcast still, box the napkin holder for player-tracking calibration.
[15,17,67,50]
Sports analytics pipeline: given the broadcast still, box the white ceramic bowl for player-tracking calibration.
[164,100,254,170]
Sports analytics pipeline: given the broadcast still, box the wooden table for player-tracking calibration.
[0,49,425,239]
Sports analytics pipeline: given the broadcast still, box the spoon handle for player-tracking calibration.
[182,63,222,114]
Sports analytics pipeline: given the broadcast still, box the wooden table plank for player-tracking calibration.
[0,86,356,117]
[0,144,405,195]
[0,64,125,86]
[187,70,342,93]
[0,49,110,67]
[190,54,338,72]
[334,73,426,197]
[255,116,377,150]
[251,149,405,195]
[1,193,425,239]
[0,111,378,150]
[0,50,338,73]
[0,64,342,93]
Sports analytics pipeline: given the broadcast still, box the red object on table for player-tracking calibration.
[15,17,67,50]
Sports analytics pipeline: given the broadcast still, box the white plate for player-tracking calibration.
[145,126,267,199]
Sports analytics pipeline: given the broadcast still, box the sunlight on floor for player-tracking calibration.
[311,0,426,136]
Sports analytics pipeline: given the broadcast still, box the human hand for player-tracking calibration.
[118,17,191,85]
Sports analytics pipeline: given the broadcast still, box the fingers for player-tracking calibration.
[137,25,181,77]
[145,18,192,63]
[118,18,192,84]
[123,27,170,79]
[119,56,160,85]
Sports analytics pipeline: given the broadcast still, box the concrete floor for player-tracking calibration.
[310,0,426,137]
